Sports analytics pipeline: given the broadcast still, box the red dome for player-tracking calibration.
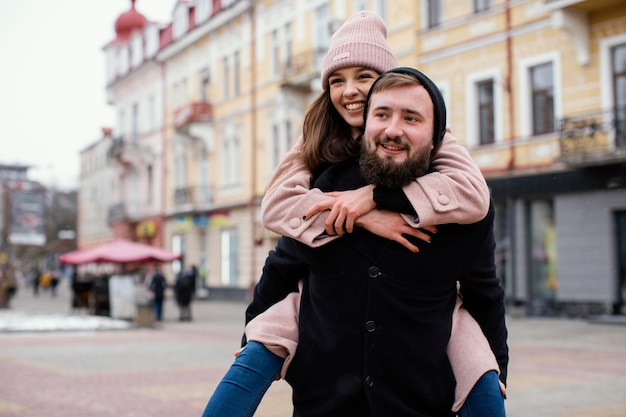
[114,0,148,41]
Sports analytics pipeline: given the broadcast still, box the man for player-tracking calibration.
[148,266,167,321]
[246,68,508,417]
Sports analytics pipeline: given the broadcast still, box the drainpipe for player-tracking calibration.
[505,0,518,305]
[506,0,515,171]
[249,3,258,300]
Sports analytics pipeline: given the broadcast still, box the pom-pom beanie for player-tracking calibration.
[320,11,397,90]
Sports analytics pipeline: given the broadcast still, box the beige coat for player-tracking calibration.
[250,132,500,412]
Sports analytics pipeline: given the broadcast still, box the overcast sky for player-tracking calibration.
[0,0,175,190]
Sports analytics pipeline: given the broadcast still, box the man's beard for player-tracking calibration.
[359,137,431,188]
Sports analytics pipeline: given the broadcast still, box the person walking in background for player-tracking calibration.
[148,266,167,322]
[0,263,17,309]
[175,267,193,321]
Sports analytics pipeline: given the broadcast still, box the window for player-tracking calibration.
[147,95,155,131]
[233,51,240,96]
[271,124,280,170]
[195,0,213,24]
[314,4,330,50]
[221,134,241,187]
[147,164,153,205]
[612,43,626,146]
[222,56,230,99]
[174,78,188,109]
[221,228,239,286]
[131,102,139,143]
[284,23,292,73]
[355,0,367,11]
[477,79,495,145]
[474,0,491,13]
[530,62,555,135]
[271,29,279,76]
[285,119,293,151]
[376,0,387,21]
[173,5,188,40]
[426,0,442,28]
[200,68,210,102]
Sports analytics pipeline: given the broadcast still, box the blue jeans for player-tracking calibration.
[201,341,283,417]
[457,370,506,417]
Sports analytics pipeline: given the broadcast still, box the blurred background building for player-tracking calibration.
[74,0,625,316]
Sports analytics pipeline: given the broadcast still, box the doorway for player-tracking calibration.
[614,211,626,314]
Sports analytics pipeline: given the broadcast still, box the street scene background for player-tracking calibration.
[1,277,626,417]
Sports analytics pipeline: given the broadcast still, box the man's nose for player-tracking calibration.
[384,117,403,138]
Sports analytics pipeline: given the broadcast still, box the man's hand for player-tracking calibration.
[356,210,437,252]
[304,185,376,235]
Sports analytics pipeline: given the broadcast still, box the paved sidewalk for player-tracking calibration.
[1,281,626,417]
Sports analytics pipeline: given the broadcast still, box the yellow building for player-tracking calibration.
[97,0,626,315]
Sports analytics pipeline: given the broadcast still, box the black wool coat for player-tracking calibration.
[246,158,508,417]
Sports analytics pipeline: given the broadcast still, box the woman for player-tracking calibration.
[202,11,505,417]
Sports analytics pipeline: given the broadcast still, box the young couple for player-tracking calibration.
[202,11,507,417]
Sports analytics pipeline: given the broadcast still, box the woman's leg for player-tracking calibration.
[201,341,284,417]
[457,370,506,417]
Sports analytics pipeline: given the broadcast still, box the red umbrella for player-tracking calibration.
[59,239,180,265]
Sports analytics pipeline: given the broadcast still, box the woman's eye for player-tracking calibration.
[329,78,343,85]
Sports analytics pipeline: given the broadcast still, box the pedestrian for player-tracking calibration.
[0,263,18,309]
[31,267,41,296]
[174,268,193,321]
[148,266,167,321]
[50,270,60,297]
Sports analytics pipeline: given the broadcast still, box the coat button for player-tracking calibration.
[288,217,302,229]
[365,376,374,387]
[365,321,376,332]
[368,266,379,277]
[437,194,450,205]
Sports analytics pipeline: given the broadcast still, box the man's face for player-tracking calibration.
[360,84,435,187]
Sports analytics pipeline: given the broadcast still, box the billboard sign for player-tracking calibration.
[9,190,46,246]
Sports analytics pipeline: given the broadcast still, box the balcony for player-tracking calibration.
[557,105,626,166]
[173,185,214,210]
[281,48,327,90]
[174,102,213,132]
[544,0,625,12]
[108,203,128,224]
[109,138,145,167]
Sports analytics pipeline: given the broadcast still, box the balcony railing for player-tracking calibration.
[107,203,127,223]
[173,185,214,208]
[109,137,143,166]
[174,102,213,129]
[281,48,327,89]
[558,105,626,164]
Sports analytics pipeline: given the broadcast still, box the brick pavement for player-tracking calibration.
[1,280,626,417]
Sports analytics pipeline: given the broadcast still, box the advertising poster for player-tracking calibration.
[9,190,46,246]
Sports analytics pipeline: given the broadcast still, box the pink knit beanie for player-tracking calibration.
[320,11,397,90]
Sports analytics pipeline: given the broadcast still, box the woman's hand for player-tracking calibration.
[304,185,376,235]
[356,210,437,252]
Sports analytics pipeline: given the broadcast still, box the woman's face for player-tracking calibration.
[328,66,380,137]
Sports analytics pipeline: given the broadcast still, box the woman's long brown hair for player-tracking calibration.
[300,90,361,177]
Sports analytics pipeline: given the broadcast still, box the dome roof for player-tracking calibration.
[114,0,148,41]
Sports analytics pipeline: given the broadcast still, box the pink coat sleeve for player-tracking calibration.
[260,136,339,247]
[403,131,490,228]
[261,132,490,245]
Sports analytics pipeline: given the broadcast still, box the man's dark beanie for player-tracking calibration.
[363,67,447,149]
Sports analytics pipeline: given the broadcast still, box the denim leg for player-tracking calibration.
[457,370,506,417]
[201,341,284,417]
